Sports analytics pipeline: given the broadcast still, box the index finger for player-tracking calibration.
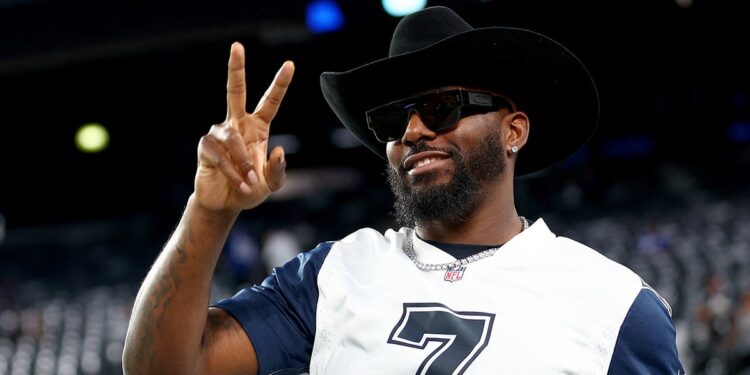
[253,60,295,124]
[226,42,247,119]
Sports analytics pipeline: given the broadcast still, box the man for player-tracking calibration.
[123,6,684,374]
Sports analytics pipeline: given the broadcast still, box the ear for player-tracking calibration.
[504,111,530,157]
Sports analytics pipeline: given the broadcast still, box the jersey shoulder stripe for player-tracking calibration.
[607,288,684,374]
[212,241,334,375]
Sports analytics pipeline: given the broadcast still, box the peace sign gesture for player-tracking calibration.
[194,42,295,212]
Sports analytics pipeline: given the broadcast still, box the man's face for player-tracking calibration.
[384,87,511,228]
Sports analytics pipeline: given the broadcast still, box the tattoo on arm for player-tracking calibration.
[128,241,191,372]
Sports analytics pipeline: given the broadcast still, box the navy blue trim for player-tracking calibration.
[607,289,684,374]
[212,241,333,375]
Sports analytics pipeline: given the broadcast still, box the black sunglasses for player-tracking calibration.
[365,89,513,143]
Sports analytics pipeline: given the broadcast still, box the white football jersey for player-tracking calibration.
[214,219,684,374]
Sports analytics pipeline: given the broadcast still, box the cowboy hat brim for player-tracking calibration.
[320,26,599,176]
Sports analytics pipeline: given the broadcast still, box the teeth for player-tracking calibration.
[415,157,438,168]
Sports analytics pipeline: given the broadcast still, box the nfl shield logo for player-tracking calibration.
[444,267,466,282]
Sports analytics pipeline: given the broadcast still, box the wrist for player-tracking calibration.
[187,194,242,224]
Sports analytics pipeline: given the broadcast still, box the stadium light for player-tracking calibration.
[382,0,427,17]
[75,123,110,153]
[306,0,344,34]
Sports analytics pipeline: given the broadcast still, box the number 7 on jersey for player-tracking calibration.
[388,303,495,375]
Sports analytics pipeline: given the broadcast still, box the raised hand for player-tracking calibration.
[195,42,294,212]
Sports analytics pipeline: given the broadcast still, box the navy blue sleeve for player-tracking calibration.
[607,288,685,375]
[212,241,333,375]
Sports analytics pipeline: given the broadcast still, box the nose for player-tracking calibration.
[400,111,437,146]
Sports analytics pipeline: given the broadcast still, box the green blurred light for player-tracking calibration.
[75,123,110,153]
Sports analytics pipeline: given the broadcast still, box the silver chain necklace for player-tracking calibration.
[402,216,529,277]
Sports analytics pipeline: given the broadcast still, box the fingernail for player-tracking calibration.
[239,182,251,193]
[248,170,259,185]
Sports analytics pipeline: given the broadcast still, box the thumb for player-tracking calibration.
[265,146,287,192]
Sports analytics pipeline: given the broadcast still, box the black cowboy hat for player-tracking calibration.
[320,6,599,176]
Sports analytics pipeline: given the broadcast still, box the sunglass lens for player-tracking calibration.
[420,92,461,132]
[366,90,467,143]
[367,106,409,142]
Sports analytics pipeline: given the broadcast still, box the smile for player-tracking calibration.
[404,151,451,176]
[415,157,442,168]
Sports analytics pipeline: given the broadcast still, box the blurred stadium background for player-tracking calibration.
[1,0,750,374]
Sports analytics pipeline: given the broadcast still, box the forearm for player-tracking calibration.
[123,194,240,375]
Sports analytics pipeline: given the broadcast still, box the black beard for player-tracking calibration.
[387,131,507,228]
